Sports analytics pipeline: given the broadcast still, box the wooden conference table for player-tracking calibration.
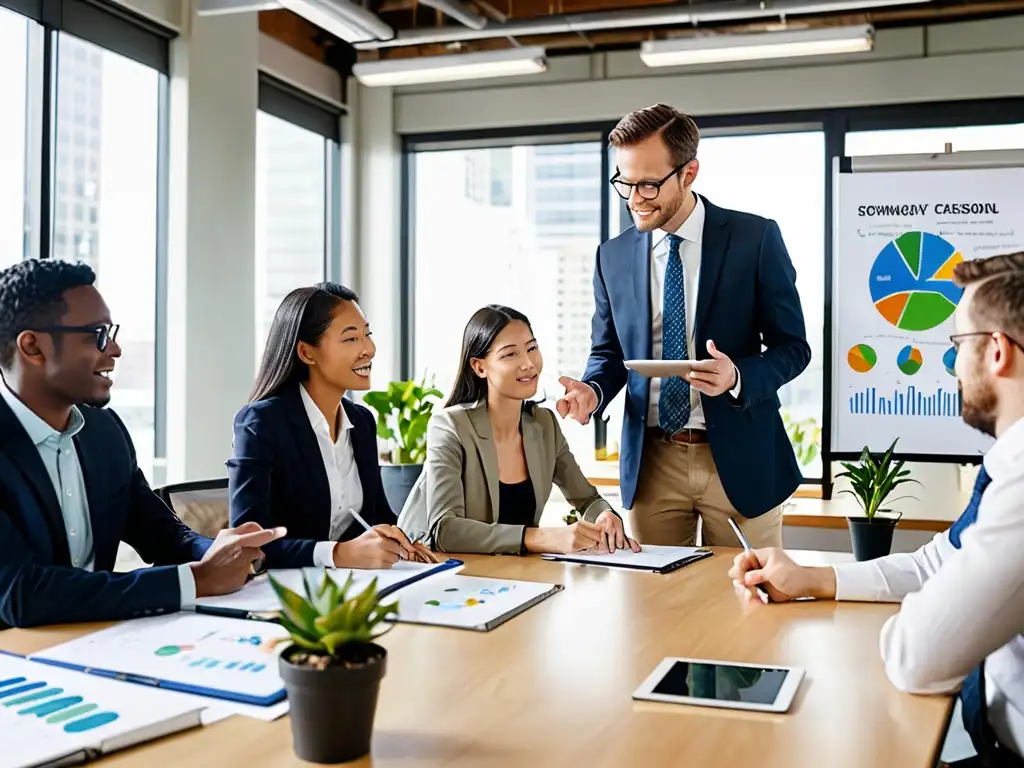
[0,549,953,768]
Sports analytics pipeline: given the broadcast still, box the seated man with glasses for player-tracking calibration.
[0,259,285,627]
[556,103,810,549]
[729,251,1024,767]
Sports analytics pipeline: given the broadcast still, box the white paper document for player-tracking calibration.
[194,560,462,614]
[390,575,562,632]
[542,545,712,572]
[30,614,291,706]
[0,652,203,768]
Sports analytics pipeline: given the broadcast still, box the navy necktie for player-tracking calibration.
[953,467,994,756]
[659,234,691,434]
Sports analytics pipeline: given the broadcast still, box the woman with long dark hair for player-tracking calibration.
[227,283,436,569]
[399,305,639,555]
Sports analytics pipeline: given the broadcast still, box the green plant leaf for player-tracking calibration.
[278,613,324,651]
[268,575,319,635]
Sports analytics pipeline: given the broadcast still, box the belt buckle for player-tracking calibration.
[665,428,691,444]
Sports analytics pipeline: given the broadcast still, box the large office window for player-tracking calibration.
[52,32,161,478]
[0,6,41,266]
[845,123,1024,156]
[410,141,603,464]
[693,131,826,479]
[0,0,171,482]
[255,77,341,353]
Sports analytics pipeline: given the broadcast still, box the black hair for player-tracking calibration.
[446,304,536,409]
[0,259,96,370]
[249,282,360,402]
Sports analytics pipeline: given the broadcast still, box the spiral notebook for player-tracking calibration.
[0,651,203,768]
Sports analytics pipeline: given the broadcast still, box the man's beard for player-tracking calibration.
[961,379,998,438]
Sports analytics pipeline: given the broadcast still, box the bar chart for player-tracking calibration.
[848,385,961,417]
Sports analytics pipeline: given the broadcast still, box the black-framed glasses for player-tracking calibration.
[35,324,120,352]
[949,331,1024,353]
[610,164,687,201]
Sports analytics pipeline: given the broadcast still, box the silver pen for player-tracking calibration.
[727,518,770,604]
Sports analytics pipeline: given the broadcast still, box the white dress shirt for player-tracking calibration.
[0,381,196,607]
[300,384,365,569]
[834,416,1024,757]
[590,195,740,422]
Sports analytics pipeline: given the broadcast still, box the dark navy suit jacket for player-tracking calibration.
[583,195,811,516]
[226,386,397,569]
[0,398,212,628]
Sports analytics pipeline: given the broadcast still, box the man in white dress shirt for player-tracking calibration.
[556,103,810,548]
[729,251,1024,766]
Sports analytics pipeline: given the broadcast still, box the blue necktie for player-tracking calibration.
[952,467,993,756]
[659,234,690,434]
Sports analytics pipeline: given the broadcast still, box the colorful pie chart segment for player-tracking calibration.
[897,345,924,376]
[870,231,964,331]
[943,346,957,376]
[847,344,877,373]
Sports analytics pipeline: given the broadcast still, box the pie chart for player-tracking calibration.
[897,345,923,375]
[847,343,877,373]
[943,346,957,376]
[870,231,964,331]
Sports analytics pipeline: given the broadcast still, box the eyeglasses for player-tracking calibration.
[610,163,688,201]
[949,331,1024,353]
[35,323,120,352]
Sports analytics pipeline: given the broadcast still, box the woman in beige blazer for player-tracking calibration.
[399,305,639,555]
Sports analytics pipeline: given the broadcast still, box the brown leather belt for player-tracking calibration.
[649,427,708,444]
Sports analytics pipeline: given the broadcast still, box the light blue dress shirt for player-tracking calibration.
[0,382,196,607]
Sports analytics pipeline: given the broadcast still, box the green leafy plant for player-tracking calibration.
[783,412,821,467]
[363,376,443,464]
[835,438,920,521]
[561,510,579,525]
[269,572,398,659]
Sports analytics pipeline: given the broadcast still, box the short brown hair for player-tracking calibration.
[954,251,1024,341]
[608,103,699,167]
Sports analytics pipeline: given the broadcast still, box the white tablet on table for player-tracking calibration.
[632,657,804,713]
[624,359,703,378]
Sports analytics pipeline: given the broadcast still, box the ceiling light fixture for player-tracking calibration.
[353,47,547,87]
[639,24,874,68]
[277,0,393,43]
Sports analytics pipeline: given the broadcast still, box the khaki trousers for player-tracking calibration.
[629,434,783,548]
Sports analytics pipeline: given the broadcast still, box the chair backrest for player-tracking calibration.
[155,479,229,539]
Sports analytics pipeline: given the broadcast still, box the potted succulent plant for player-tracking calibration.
[836,438,919,561]
[270,571,398,764]
[363,375,443,514]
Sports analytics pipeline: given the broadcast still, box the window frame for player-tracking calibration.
[400,98,1024,498]
[0,0,174,481]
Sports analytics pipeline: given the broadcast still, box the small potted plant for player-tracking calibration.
[363,375,443,513]
[836,438,919,561]
[270,572,398,764]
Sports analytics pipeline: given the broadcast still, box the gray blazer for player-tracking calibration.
[398,401,613,554]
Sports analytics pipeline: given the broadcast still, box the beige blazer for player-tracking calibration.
[398,401,613,554]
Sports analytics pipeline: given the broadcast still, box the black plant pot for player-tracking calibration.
[280,644,387,764]
[847,516,899,561]
[380,463,424,515]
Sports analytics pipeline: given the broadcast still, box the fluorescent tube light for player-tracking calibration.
[640,24,874,67]
[278,0,393,43]
[353,47,547,87]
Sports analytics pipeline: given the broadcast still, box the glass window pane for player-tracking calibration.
[0,6,42,266]
[53,33,161,480]
[693,131,826,479]
[412,143,603,467]
[846,124,1024,156]
[255,111,328,351]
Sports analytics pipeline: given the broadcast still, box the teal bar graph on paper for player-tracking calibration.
[0,674,119,733]
[849,385,962,417]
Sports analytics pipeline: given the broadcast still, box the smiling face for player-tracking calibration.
[17,284,121,408]
[470,320,542,402]
[614,132,698,233]
[298,299,376,392]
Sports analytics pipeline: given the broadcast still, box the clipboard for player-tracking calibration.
[542,546,713,574]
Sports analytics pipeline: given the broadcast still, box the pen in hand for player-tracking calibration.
[727,518,770,604]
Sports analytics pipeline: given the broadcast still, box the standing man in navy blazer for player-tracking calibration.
[557,104,810,548]
[0,259,284,627]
